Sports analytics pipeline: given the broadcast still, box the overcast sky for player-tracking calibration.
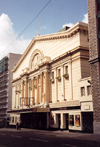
[0,0,88,58]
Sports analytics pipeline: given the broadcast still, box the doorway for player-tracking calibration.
[65,114,69,130]
[58,114,60,129]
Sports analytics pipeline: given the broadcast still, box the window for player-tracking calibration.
[65,66,68,74]
[58,68,61,77]
[87,86,91,95]
[12,117,14,123]
[52,71,54,79]
[69,115,74,126]
[81,87,85,96]
[15,117,17,123]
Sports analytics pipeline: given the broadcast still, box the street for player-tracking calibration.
[0,128,100,147]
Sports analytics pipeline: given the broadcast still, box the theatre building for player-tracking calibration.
[8,22,93,132]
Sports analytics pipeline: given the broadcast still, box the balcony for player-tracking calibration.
[20,97,34,107]
[0,72,8,78]
[0,93,8,98]
[0,100,8,104]
[0,85,8,90]
[0,113,6,116]
[0,88,8,93]
[0,106,7,110]
[0,77,8,83]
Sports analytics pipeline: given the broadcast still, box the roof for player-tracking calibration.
[12,22,88,72]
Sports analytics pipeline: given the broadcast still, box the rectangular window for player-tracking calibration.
[15,117,17,123]
[58,68,61,77]
[12,117,14,123]
[65,66,68,74]
[69,115,74,126]
[52,71,54,79]
[87,86,91,95]
[81,87,85,96]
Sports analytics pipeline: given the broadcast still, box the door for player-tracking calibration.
[66,114,69,130]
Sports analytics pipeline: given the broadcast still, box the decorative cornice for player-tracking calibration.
[12,22,88,72]
[12,76,21,83]
[49,46,89,64]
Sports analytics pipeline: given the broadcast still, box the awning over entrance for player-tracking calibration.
[7,107,50,114]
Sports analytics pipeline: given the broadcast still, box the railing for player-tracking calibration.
[0,85,8,90]
[20,97,34,107]
[0,98,8,104]
[0,88,8,93]
[0,93,8,98]
[0,106,7,109]
[0,72,8,78]
[0,77,8,83]
[0,111,6,115]
[0,113,6,116]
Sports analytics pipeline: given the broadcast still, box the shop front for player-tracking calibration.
[8,107,50,129]
[50,109,82,131]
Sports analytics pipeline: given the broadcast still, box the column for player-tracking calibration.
[68,60,73,100]
[37,76,39,104]
[60,113,66,130]
[15,85,17,108]
[61,65,64,101]
[32,78,35,105]
[12,85,16,108]
[25,78,28,106]
[21,80,24,106]
[54,68,57,102]
[40,73,43,103]
[44,71,49,104]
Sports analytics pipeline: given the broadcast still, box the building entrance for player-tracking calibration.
[65,114,69,130]
[82,112,93,133]
[58,114,60,129]
[21,112,47,129]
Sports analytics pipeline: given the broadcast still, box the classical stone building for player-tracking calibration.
[87,0,100,134]
[8,22,93,132]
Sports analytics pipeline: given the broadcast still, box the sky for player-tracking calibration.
[0,0,88,58]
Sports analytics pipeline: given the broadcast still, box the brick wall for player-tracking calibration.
[88,0,100,122]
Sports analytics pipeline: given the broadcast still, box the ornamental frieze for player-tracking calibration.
[49,100,80,108]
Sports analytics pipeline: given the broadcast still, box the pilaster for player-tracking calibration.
[54,68,57,102]
[60,113,66,130]
[44,71,49,104]
[37,76,39,104]
[68,60,73,100]
[61,65,64,100]
[32,78,35,105]
[40,73,43,103]
[25,78,28,106]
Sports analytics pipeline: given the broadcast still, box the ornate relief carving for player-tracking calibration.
[32,53,41,69]
[29,49,44,70]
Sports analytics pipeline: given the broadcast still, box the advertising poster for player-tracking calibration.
[75,115,80,127]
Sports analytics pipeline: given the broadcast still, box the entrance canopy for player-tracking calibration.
[7,107,50,114]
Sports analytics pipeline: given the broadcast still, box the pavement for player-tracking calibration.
[1,127,100,142]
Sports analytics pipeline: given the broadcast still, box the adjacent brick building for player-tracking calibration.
[87,0,100,134]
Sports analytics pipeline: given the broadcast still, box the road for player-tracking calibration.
[0,128,100,147]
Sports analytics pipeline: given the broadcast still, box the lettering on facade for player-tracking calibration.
[32,108,50,112]
[49,100,80,108]
[84,105,90,110]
